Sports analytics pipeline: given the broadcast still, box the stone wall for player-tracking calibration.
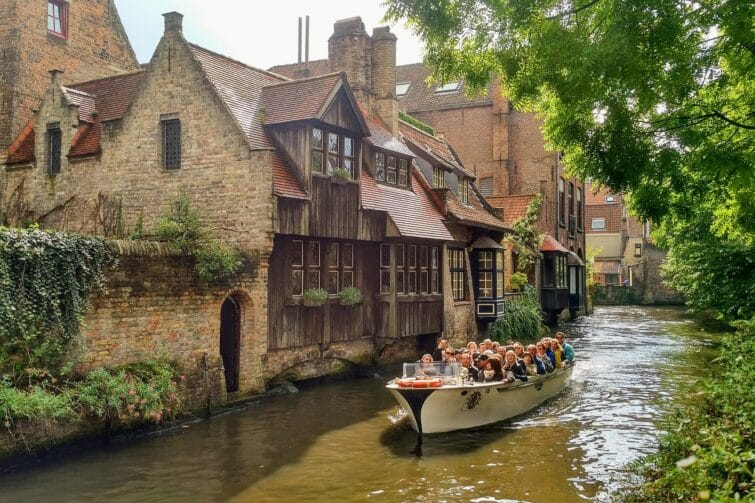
[0,0,138,153]
[641,242,684,304]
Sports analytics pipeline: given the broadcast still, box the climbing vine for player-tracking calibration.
[504,193,543,275]
[0,227,115,383]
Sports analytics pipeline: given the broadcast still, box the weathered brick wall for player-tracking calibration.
[641,242,683,304]
[0,0,138,153]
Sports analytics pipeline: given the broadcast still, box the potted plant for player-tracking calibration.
[331,168,351,184]
[302,288,328,307]
[337,286,363,306]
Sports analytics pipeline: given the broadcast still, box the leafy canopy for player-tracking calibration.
[386,0,754,318]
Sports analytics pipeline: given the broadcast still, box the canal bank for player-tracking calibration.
[0,306,723,502]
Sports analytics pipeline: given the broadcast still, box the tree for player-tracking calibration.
[504,193,543,276]
[385,0,754,318]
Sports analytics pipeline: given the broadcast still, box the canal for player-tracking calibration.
[0,306,721,502]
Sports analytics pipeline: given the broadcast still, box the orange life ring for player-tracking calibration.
[396,378,442,388]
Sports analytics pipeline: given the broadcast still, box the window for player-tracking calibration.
[558,177,565,226]
[375,152,385,181]
[433,167,445,188]
[47,123,62,175]
[398,158,408,186]
[407,245,417,294]
[478,251,493,298]
[591,217,606,230]
[395,82,411,96]
[313,127,354,178]
[634,243,642,257]
[557,255,567,288]
[543,254,567,288]
[605,195,615,203]
[434,81,461,94]
[568,182,574,216]
[577,188,583,230]
[162,118,181,170]
[291,239,356,296]
[459,179,469,204]
[312,128,324,173]
[496,251,504,298]
[395,244,405,293]
[380,244,391,294]
[419,246,429,293]
[47,1,67,38]
[479,177,493,196]
[386,155,397,184]
[449,248,466,301]
[431,246,440,293]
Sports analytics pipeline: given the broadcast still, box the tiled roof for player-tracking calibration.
[584,182,623,206]
[586,204,623,233]
[361,107,415,157]
[61,86,96,123]
[398,120,471,176]
[188,43,288,149]
[272,152,308,200]
[261,73,343,125]
[486,194,536,227]
[396,62,492,113]
[68,123,102,158]
[445,190,509,231]
[69,70,145,122]
[593,260,621,274]
[541,234,570,253]
[360,167,452,241]
[268,59,331,79]
[5,118,35,164]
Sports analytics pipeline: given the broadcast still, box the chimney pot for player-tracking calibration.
[163,12,183,34]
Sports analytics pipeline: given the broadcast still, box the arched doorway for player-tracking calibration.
[220,296,241,393]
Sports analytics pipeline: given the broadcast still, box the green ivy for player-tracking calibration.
[156,194,242,283]
[0,227,115,383]
[398,111,435,136]
[504,194,543,275]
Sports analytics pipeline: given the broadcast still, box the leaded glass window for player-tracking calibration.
[162,118,181,170]
[312,128,324,173]
[47,124,61,175]
[386,155,397,184]
[375,152,385,181]
[398,158,408,186]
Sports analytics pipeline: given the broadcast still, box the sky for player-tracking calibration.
[114,0,425,70]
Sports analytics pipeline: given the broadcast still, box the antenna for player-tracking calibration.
[298,17,303,71]
[305,16,310,70]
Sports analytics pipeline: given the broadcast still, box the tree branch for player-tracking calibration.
[545,0,601,20]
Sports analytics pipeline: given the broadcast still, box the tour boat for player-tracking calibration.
[386,362,574,434]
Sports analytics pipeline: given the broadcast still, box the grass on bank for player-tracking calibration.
[618,318,755,502]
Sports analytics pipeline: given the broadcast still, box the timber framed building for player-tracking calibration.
[2,12,509,397]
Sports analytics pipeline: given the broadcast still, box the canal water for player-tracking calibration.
[0,306,721,502]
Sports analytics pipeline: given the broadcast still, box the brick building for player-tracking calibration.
[2,12,508,398]
[0,0,138,157]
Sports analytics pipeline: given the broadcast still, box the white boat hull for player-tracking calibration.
[387,366,573,434]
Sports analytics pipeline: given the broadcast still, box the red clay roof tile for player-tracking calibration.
[541,234,570,253]
[396,62,492,113]
[360,107,415,157]
[398,120,471,176]
[5,118,35,164]
[445,190,509,231]
[68,123,102,158]
[188,43,288,149]
[272,152,308,200]
[261,73,343,125]
[360,167,452,241]
[268,59,331,79]
[585,204,623,233]
[486,194,536,227]
[69,70,145,122]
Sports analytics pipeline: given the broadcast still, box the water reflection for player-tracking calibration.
[0,307,720,502]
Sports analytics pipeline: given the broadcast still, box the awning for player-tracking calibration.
[470,235,504,250]
[567,251,585,266]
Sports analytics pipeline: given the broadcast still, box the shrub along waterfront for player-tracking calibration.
[489,286,546,343]
[0,228,182,458]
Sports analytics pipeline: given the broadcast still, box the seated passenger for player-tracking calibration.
[478,355,505,382]
[555,331,574,365]
[536,342,555,373]
[417,353,439,377]
[432,338,449,361]
[550,338,564,368]
[458,352,478,381]
[513,342,525,360]
[526,344,546,374]
[542,338,557,368]
[467,341,480,360]
[521,353,538,376]
[503,350,528,382]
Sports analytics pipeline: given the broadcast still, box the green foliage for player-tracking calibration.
[399,111,435,136]
[385,0,755,321]
[156,193,243,283]
[620,319,755,502]
[584,246,602,288]
[331,168,352,181]
[0,384,75,424]
[489,286,546,342]
[504,194,543,274]
[508,271,528,292]
[302,288,328,305]
[337,286,363,305]
[0,228,115,383]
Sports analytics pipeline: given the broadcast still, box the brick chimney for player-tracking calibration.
[328,17,372,106]
[371,26,398,135]
[163,11,183,34]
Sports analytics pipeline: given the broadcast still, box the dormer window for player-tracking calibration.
[312,127,354,179]
[47,1,68,39]
[374,151,410,188]
[434,81,461,94]
[396,82,411,96]
[433,167,445,188]
[459,179,469,204]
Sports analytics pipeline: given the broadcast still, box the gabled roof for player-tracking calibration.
[268,59,331,79]
[361,107,415,157]
[541,234,570,253]
[272,152,308,200]
[68,123,102,158]
[5,118,35,165]
[188,43,288,149]
[69,70,146,122]
[61,86,96,122]
[398,120,471,177]
[486,194,536,227]
[445,189,509,232]
[396,62,493,113]
[360,167,452,241]
[260,73,368,135]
